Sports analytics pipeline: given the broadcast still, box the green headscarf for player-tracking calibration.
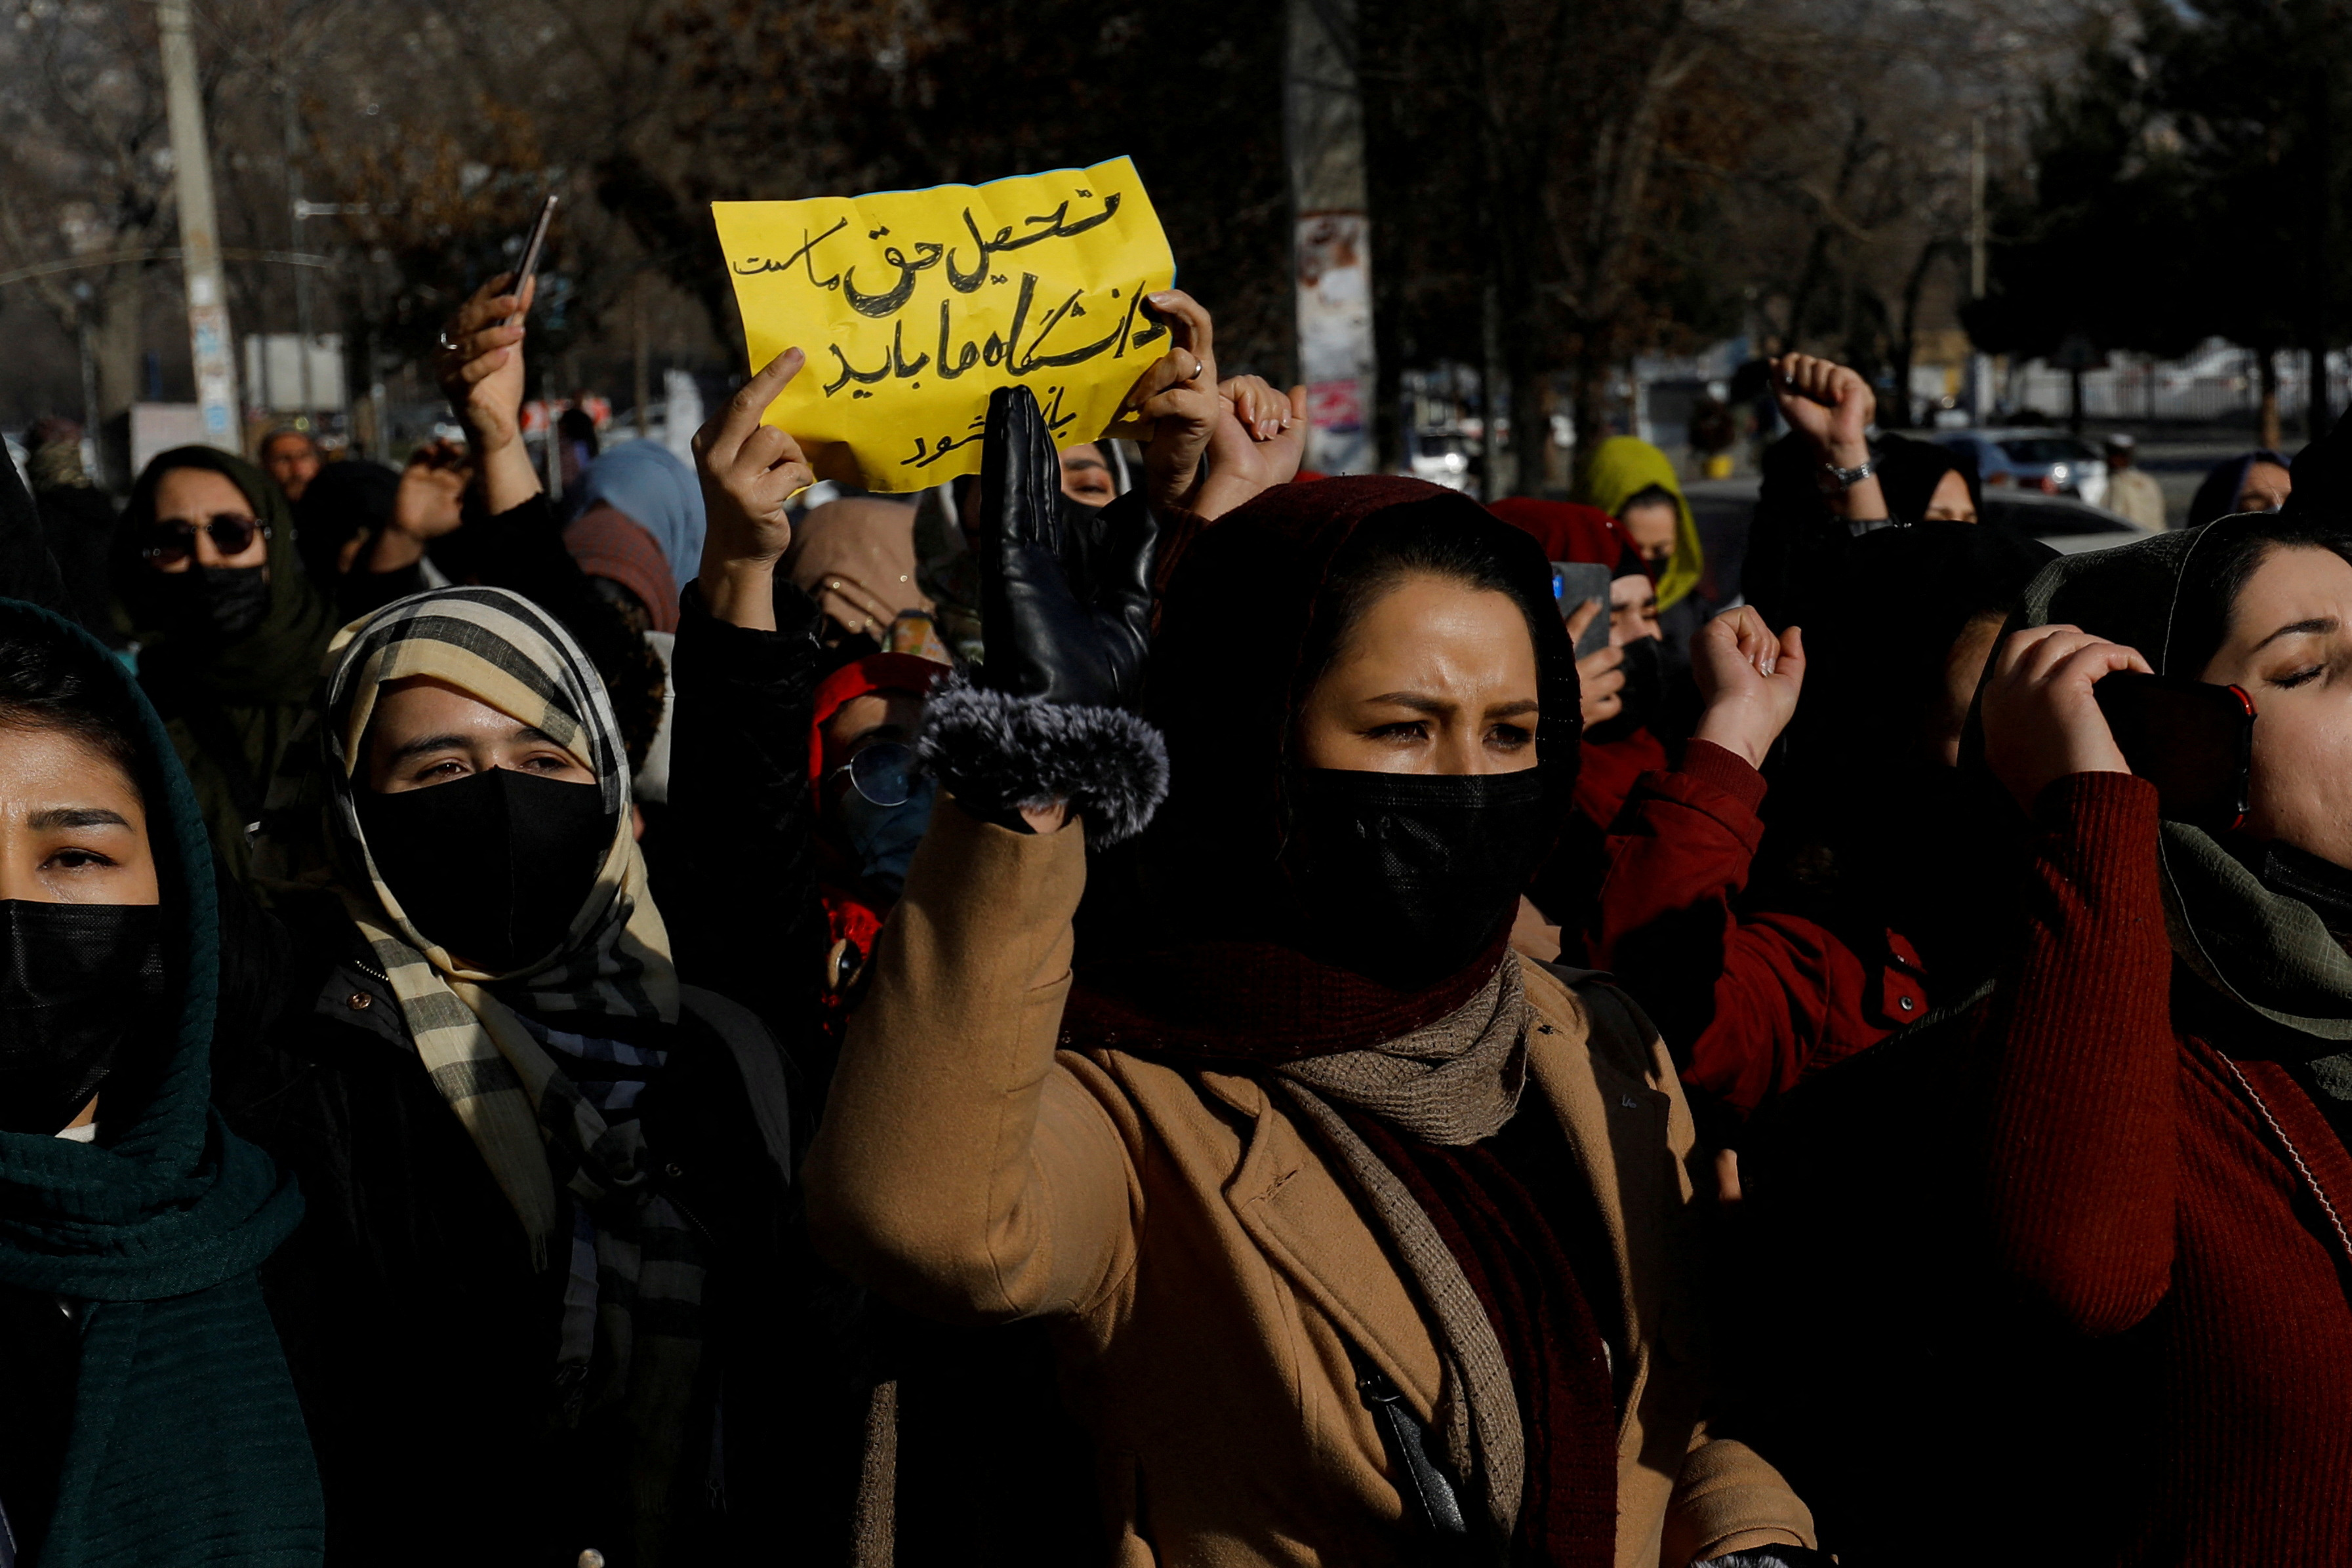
[2013,517,2352,1058]
[0,599,321,1565]
[117,448,335,880]
[1572,436,1704,611]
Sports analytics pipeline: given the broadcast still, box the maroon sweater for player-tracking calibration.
[1993,773,2352,1562]
[1591,740,1926,1113]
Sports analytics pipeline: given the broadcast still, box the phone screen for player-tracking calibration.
[506,194,559,325]
[2093,673,2256,832]
[1552,563,1614,659]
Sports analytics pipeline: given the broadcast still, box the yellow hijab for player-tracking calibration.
[1573,437,1705,611]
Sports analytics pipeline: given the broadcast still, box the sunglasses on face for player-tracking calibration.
[143,514,269,565]
[834,742,918,808]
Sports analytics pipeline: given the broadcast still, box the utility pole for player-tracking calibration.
[1968,112,1991,424]
[1286,0,1378,474]
[157,0,239,452]
[283,81,316,424]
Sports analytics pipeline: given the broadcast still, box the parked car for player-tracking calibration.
[1978,490,2153,555]
[1928,428,2109,509]
[1406,429,1478,493]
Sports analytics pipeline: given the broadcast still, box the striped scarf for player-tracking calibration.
[312,588,704,1506]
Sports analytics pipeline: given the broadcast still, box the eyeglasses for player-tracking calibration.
[836,742,917,807]
[143,514,270,566]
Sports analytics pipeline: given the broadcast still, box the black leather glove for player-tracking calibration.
[974,384,1156,709]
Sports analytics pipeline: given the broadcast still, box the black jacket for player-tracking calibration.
[214,857,801,1565]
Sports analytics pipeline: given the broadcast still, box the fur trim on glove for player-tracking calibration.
[916,672,1170,847]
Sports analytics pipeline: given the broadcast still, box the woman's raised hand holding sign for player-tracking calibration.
[693,347,817,632]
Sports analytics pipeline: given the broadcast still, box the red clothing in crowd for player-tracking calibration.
[1981,772,2352,1561]
[809,652,946,1030]
[1571,724,1669,843]
[1589,739,1926,1114]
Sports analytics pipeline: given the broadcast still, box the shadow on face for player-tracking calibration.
[1923,470,1977,523]
[363,677,597,794]
[0,721,160,1132]
[1616,498,1679,563]
[1609,573,1661,646]
[262,433,321,502]
[1295,573,1541,776]
[2199,543,2352,866]
[147,467,271,576]
[1059,443,1117,506]
[2237,460,2293,517]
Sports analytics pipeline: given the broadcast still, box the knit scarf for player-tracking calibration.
[0,599,321,1568]
[308,587,704,1553]
[1272,955,1617,1563]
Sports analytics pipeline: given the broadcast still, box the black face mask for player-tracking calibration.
[1287,767,1553,988]
[354,768,613,975]
[1585,633,1665,745]
[160,565,271,640]
[0,901,168,1135]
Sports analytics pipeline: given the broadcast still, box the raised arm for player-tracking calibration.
[1976,624,2178,1333]
[667,352,828,1066]
[801,383,1167,1321]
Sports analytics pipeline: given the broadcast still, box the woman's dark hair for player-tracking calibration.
[1296,497,1557,701]
[0,628,147,797]
[1617,482,1678,517]
[2168,513,2352,677]
[2186,449,2290,531]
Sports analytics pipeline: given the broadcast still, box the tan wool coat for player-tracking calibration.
[805,801,1815,1567]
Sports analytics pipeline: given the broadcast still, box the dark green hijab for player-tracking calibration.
[0,599,322,1565]
[2013,515,2352,1049]
[117,449,335,878]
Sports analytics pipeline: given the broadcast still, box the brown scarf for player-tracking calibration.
[1272,955,1618,1564]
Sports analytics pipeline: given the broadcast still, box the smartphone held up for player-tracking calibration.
[506,194,558,326]
[2094,672,2255,834]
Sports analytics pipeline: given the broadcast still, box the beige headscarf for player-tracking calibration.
[786,497,932,642]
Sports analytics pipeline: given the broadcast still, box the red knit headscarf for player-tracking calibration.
[1063,476,1582,1062]
[1486,496,1646,576]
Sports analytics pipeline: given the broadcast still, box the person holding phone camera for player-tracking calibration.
[1742,504,2352,1563]
[1959,506,2352,1562]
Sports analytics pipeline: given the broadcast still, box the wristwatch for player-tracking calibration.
[1821,456,1876,488]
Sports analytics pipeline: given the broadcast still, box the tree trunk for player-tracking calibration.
[2310,342,2332,442]
[92,268,146,423]
[2260,349,2282,452]
[1479,279,1510,499]
[1888,237,1943,430]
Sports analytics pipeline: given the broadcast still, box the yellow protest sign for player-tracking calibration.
[713,157,1177,493]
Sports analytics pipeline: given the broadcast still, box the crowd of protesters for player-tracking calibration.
[2,239,2350,1568]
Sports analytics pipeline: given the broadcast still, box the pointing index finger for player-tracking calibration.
[708,349,805,463]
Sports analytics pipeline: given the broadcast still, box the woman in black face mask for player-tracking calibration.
[802,386,1821,1567]
[0,599,323,1567]
[215,584,798,1568]
[115,448,334,883]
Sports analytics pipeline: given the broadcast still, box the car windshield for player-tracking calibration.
[1997,437,2099,465]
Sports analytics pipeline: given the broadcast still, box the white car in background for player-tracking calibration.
[1929,429,2110,509]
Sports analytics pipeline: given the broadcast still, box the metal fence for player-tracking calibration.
[2003,353,2352,424]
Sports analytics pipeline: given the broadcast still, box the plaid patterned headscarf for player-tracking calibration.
[316,587,683,1262]
[268,588,708,1554]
